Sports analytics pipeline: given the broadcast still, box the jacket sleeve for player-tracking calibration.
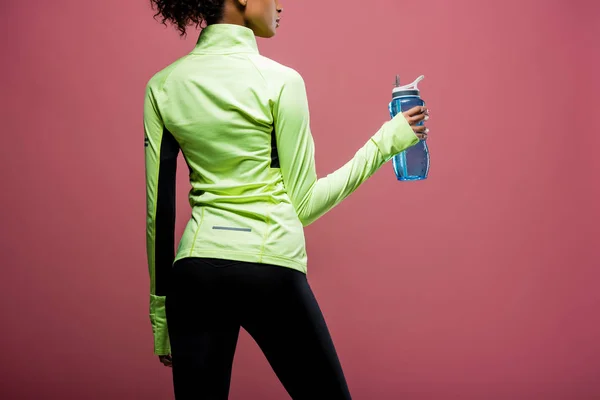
[143,83,179,356]
[272,70,420,226]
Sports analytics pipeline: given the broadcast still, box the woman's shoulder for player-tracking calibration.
[145,55,191,92]
[246,54,304,85]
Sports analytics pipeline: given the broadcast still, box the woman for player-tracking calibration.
[144,0,429,398]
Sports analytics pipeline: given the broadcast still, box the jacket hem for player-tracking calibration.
[174,249,307,274]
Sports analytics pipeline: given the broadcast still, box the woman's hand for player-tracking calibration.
[159,354,173,368]
[403,106,429,140]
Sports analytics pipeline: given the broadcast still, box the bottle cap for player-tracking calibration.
[392,75,425,98]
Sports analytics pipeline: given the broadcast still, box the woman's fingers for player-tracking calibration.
[404,105,427,117]
[402,106,429,125]
[413,124,429,140]
[409,113,428,125]
[401,105,429,139]
[159,354,173,367]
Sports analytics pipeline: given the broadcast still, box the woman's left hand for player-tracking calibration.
[158,354,173,367]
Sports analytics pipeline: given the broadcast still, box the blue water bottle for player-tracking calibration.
[388,75,430,181]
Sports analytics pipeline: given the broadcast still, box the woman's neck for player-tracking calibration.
[217,1,247,27]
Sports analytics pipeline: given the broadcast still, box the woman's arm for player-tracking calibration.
[273,70,420,226]
[143,83,179,356]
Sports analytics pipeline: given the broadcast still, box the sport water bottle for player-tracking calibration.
[388,75,430,181]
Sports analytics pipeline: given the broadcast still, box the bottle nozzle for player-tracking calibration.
[393,74,425,92]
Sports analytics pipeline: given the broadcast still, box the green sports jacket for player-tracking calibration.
[143,24,419,355]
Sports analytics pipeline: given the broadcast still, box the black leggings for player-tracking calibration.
[165,257,352,400]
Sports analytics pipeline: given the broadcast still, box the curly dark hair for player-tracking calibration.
[150,0,226,37]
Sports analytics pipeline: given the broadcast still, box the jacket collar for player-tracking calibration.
[191,23,259,55]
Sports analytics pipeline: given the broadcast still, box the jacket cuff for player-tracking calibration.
[370,114,420,161]
[150,294,171,355]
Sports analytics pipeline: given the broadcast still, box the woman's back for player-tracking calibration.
[145,24,312,274]
[145,24,422,280]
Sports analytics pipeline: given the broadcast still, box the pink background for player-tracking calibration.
[1,0,599,398]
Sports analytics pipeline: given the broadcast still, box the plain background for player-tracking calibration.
[1,0,599,398]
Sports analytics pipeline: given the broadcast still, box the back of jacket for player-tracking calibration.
[143,23,420,355]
